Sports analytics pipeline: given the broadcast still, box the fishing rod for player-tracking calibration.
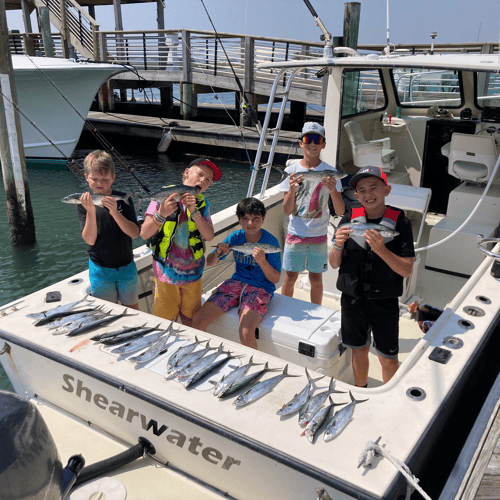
[199,0,261,132]
[302,0,333,57]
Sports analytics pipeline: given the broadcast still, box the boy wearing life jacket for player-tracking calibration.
[329,167,415,387]
[140,158,221,326]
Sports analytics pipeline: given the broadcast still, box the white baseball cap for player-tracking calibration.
[301,122,326,138]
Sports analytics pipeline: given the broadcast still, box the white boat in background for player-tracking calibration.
[11,55,125,162]
[2,46,500,500]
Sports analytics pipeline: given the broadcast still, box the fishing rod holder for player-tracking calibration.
[477,235,500,278]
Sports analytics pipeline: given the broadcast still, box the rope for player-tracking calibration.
[358,441,432,500]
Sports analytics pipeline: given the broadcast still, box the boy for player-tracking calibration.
[280,121,345,305]
[191,197,281,349]
[140,158,221,326]
[329,166,415,386]
[78,150,140,309]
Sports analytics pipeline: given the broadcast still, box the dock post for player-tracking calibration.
[38,6,54,57]
[181,83,197,120]
[160,83,173,117]
[0,0,36,245]
[342,2,361,115]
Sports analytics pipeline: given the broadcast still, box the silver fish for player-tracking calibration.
[165,343,216,379]
[66,308,139,337]
[173,344,226,380]
[27,296,94,320]
[61,192,133,206]
[110,328,167,355]
[51,313,109,335]
[166,336,209,373]
[91,323,148,342]
[337,222,400,239]
[228,243,281,255]
[298,378,345,427]
[290,169,347,182]
[213,356,262,397]
[276,368,324,417]
[302,396,346,444]
[217,362,282,399]
[46,307,106,329]
[323,391,368,442]
[233,364,300,408]
[100,324,163,345]
[128,324,183,364]
[137,185,199,206]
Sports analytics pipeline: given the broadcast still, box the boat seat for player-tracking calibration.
[344,120,398,173]
[441,132,499,183]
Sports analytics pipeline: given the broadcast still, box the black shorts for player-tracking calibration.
[340,294,400,358]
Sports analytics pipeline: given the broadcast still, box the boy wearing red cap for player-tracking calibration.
[140,158,221,326]
[329,166,415,386]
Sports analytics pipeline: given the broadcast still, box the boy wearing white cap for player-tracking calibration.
[279,122,345,305]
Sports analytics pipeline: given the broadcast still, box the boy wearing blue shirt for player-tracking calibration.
[192,198,281,349]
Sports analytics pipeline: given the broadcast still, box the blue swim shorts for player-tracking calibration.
[88,259,139,306]
[282,240,328,274]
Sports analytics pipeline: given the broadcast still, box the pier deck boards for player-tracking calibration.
[87,111,302,156]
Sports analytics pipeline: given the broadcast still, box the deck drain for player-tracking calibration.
[457,319,474,330]
[443,336,464,349]
[67,278,83,286]
[475,295,491,305]
[463,306,485,317]
[406,387,426,401]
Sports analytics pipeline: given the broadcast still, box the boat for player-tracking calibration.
[2,44,500,500]
[10,55,126,163]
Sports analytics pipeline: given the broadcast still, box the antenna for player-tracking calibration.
[430,32,437,54]
[302,0,333,57]
[383,0,391,55]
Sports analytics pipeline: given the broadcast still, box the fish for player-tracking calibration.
[51,314,111,335]
[91,323,148,342]
[165,336,209,373]
[298,377,345,428]
[289,169,347,182]
[301,396,346,444]
[165,342,217,379]
[34,306,102,327]
[128,324,183,364]
[276,368,324,417]
[99,324,163,345]
[65,308,139,337]
[110,328,167,355]
[212,356,262,397]
[26,296,94,320]
[136,185,199,206]
[337,222,400,239]
[323,391,368,442]
[172,344,226,381]
[233,364,300,408]
[45,307,106,329]
[217,362,282,399]
[61,192,133,206]
[227,243,281,255]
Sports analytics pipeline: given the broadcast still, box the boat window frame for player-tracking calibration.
[390,68,464,109]
[474,70,500,110]
[341,67,389,119]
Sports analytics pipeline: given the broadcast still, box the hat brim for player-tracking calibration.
[349,172,387,189]
[188,158,222,181]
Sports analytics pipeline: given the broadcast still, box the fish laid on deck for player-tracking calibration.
[298,378,345,427]
[323,391,368,442]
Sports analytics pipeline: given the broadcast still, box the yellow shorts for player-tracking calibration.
[153,278,202,321]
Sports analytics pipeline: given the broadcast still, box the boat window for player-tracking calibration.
[341,69,386,117]
[392,68,463,108]
[476,72,500,108]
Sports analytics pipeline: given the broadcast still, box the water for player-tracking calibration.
[0,145,282,389]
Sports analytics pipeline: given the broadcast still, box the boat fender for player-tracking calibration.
[157,128,173,153]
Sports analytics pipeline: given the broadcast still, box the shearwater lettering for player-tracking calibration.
[62,374,241,471]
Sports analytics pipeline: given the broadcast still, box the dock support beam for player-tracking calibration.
[160,84,173,117]
[181,83,197,120]
[38,6,54,57]
[0,0,36,245]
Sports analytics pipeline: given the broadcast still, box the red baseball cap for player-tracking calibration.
[188,158,222,181]
[349,166,388,189]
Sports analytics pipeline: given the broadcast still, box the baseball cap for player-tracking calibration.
[349,166,388,189]
[187,158,222,181]
[300,122,326,138]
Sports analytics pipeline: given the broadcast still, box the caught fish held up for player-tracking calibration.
[337,222,399,239]
[227,242,281,255]
[61,192,133,206]
[136,185,199,206]
[289,170,347,183]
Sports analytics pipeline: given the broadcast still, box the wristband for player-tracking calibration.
[333,243,344,252]
[154,212,166,224]
[191,210,201,221]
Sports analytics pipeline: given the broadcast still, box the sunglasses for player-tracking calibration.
[301,134,325,145]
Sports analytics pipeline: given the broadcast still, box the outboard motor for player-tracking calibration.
[0,390,67,500]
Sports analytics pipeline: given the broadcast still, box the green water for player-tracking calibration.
[0,145,282,390]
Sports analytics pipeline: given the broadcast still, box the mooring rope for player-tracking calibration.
[358,441,432,500]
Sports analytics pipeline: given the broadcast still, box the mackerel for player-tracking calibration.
[128,324,184,364]
[276,368,324,417]
[213,356,261,397]
[165,343,216,379]
[27,296,93,320]
[65,309,139,337]
[51,313,109,335]
[323,391,368,442]
[298,378,345,428]
[100,324,162,345]
[302,396,346,444]
[45,307,106,329]
[233,364,300,408]
[289,169,347,182]
[173,344,226,380]
[137,185,199,206]
[337,222,399,239]
[61,192,133,206]
[228,243,281,255]
[166,336,209,373]
[110,328,167,355]
[91,323,148,342]
[217,362,281,399]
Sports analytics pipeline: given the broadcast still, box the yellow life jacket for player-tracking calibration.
[151,193,206,264]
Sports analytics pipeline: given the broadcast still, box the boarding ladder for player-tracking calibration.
[246,67,303,198]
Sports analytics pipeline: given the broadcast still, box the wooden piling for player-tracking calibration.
[0,0,36,245]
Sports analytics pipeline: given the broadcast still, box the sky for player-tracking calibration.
[6,0,500,46]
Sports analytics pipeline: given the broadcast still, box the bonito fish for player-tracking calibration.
[298,377,345,427]
[301,396,346,444]
[337,222,399,239]
[212,356,262,397]
[276,368,324,417]
[323,391,368,442]
[61,192,133,206]
[27,296,94,320]
[228,243,281,255]
[233,364,300,408]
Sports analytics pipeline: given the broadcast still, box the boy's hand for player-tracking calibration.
[334,225,351,248]
[159,193,180,217]
[323,176,338,193]
[215,243,230,257]
[80,192,95,213]
[253,247,266,265]
[364,229,385,253]
[101,196,118,216]
[288,172,303,193]
[181,192,197,213]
